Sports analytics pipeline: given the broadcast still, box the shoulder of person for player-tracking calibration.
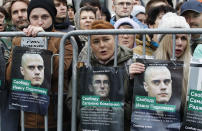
[193,44,202,59]
[119,45,133,58]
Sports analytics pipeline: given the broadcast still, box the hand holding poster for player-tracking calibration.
[131,59,183,131]
[79,66,125,131]
[182,60,202,130]
[9,46,52,115]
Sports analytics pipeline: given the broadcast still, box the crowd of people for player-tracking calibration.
[0,0,202,130]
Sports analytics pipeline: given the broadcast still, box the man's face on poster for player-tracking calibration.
[91,74,110,98]
[144,67,172,103]
[20,54,44,86]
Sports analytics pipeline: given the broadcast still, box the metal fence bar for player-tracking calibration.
[0,32,65,131]
[114,35,118,67]
[172,34,176,60]
[56,28,202,131]
[57,28,202,35]
[0,29,201,37]
[142,34,146,58]
[45,115,48,131]
[57,39,65,131]
[87,35,91,67]
[0,32,65,37]
[21,111,24,131]
[58,34,78,131]
[70,36,78,131]
[1,29,202,131]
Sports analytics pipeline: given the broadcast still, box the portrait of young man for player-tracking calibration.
[131,59,184,131]
[89,73,110,101]
[144,66,172,104]
[20,53,45,87]
[80,69,124,131]
[9,46,52,116]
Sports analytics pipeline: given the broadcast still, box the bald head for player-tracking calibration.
[144,66,172,103]
[20,53,44,86]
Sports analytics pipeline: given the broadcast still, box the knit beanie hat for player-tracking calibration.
[131,5,145,17]
[157,12,190,42]
[114,17,140,29]
[91,20,114,29]
[27,0,57,22]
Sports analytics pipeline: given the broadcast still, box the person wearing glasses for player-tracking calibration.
[111,0,147,28]
[144,66,172,104]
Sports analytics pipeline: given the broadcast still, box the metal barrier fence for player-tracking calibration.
[60,28,202,131]
[0,28,202,131]
[0,32,65,131]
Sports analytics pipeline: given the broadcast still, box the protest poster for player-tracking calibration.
[79,66,125,131]
[0,45,6,90]
[9,46,52,115]
[131,59,183,131]
[181,60,202,131]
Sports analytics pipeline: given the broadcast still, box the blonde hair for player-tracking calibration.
[154,34,191,107]
[155,34,191,63]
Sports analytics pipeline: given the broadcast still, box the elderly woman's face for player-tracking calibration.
[29,8,52,30]
[118,25,135,49]
[80,10,95,30]
[91,35,115,62]
[0,12,5,31]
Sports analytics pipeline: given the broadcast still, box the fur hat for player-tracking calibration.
[157,12,190,42]
[27,0,57,22]
[91,20,114,29]
[114,17,140,29]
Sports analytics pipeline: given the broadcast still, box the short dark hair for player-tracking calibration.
[67,4,75,12]
[101,6,111,22]
[9,0,29,17]
[146,5,175,25]
[0,6,9,19]
[146,0,168,14]
[80,6,97,17]
[54,0,67,6]
[91,72,110,85]
[80,0,101,11]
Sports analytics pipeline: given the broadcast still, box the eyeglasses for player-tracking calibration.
[115,2,132,7]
